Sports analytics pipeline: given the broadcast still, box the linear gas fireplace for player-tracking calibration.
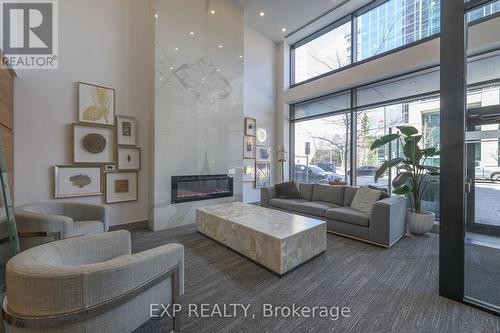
[171,175,233,204]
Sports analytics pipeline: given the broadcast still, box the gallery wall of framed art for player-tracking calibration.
[51,82,141,204]
[243,118,272,188]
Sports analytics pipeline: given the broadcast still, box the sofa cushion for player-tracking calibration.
[350,187,382,215]
[344,186,358,206]
[293,201,340,217]
[275,181,301,199]
[312,185,345,205]
[299,183,314,201]
[325,207,370,227]
[269,198,307,211]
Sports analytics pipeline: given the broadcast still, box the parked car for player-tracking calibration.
[475,166,500,181]
[347,165,380,176]
[294,165,342,184]
[316,163,337,173]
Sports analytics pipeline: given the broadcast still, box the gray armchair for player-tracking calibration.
[14,202,109,250]
[2,230,184,333]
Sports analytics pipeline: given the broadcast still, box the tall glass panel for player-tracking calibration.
[357,0,440,61]
[464,3,500,313]
[293,113,351,184]
[356,97,440,214]
[293,20,352,84]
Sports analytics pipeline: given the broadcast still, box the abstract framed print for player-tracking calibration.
[243,159,256,183]
[255,161,271,189]
[105,171,138,204]
[116,116,138,146]
[78,82,115,126]
[256,146,271,162]
[243,136,256,159]
[117,147,141,171]
[54,165,103,198]
[73,123,115,164]
[244,117,256,137]
[256,127,269,146]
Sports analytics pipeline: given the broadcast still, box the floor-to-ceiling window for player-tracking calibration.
[291,92,352,184]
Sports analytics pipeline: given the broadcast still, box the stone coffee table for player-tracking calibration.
[196,202,326,277]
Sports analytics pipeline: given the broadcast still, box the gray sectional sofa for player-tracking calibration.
[261,183,407,248]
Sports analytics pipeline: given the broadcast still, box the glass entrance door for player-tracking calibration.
[465,107,500,311]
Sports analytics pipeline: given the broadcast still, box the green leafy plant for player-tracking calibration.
[370,126,440,214]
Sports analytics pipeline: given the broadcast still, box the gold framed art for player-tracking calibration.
[54,165,103,199]
[105,171,139,204]
[116,115,138,146]
[243,159,256,183]
[72,123,115,165]
[116,147,141,171]
[244,117,256,137]
[78,82,115,127]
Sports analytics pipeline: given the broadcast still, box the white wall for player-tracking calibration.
[242,26,278,203]
[14,0,155,227]
[151,0,244,231]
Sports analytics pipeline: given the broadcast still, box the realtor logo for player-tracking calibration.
[0,0,58,69]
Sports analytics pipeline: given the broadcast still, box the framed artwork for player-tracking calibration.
[244,117,256,137]
[243,136,256,159]
[105,171,138,204]
[243,159,256,183]
[256,127,269,146]
[256,146,271,162]
[54,165,103,198]
[116,116,138,146]
[117,147,141,171]
[78,82,115,126]
[255,162,271,189]
[73,123,115,164]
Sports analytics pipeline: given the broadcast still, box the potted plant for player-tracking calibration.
[370,126,440,235]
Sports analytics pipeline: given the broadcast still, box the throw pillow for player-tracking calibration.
[275,181,301,199]
[351,187,382,215]
[368,185,390,199]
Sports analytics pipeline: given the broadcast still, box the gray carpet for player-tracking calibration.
[466,242,500,307]
[132,225,500,333]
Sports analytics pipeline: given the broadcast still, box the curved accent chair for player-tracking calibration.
[14,202,109,250]
[2,230,184,333]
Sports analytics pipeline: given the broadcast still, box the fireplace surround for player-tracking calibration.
[171,175,234,204]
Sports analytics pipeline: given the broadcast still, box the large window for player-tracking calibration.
[292,20,352,84]
[290,51,500,220]
[293,113,351,185]
[290,0,500,85]
[357,0,440,61]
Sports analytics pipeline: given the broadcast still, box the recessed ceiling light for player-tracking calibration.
[259,12,265,17]
[239,55,243,59]
[170,66,174,70]
[190,31,195,35]
[174,47,179,51]
[218,44,223,48]
[210,10,215,14]
[155,13,159,18]
[282,28,287,32]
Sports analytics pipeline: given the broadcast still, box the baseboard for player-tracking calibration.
[109,220,149,232]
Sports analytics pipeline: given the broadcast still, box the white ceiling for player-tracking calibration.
[232,0,348,43]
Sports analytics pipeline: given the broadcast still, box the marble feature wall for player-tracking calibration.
[152,0,244,230]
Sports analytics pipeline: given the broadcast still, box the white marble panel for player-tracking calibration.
[152,0,244,230]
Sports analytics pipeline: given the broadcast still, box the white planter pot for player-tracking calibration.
[407,210,435,235]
